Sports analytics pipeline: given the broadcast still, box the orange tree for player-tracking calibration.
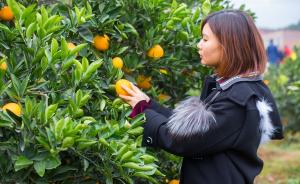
[0,0,231,183]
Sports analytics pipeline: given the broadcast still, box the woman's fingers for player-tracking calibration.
[119,94,133,101]
[131,82,141,93]
[130,82,150,102]
[121,84,136,96]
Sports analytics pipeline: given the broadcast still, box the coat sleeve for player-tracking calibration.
[142,96,246,157]
[148,98,173,118]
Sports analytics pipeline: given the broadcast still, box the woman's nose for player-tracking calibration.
[197,40,202,50]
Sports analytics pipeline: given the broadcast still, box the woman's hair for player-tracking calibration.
[201,10,267,78]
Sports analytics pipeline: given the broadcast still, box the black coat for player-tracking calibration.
[142,75,283,184]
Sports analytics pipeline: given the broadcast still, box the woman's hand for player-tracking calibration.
[119,82,150,108]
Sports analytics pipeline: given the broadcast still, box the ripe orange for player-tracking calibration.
[122,67,133,74]
[115,79,133,96]
[147,44,164,59]
[158,93,171,101]
[159,68,168,75]
[93,34,109,51]
[112,57,124,69]
[0,61,7,71]
[67,42,78,56]
[263,80,269,85]
[0,6,14,21]
[67,42,76,50]
[137,75,152,89]
[168,179,180,184]
[2,102,22,116]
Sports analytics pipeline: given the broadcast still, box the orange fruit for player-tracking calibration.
[168,179,179,184]
[158,93,171,101]
[115,79,133,96]
[112,57,124,69]
[2,102,22,116]
[67,42,76,50]
[67,42,78,56]
[263,80,269,85]
[122,67,133,74]
[0,61,7,71]
[137,75,152,89]
[159,68,168,75]
[93,34,109,51]
[0,6,14,21]
[147,44,164,59]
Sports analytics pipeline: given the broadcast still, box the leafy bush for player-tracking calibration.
[265,46,300,132]
[0,0,231,183]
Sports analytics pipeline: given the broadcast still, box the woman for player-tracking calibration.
[119,10,283,184]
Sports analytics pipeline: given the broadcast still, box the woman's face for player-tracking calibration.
[197,23,222,69]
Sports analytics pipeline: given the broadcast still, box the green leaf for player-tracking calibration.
[82,60,103,81]
[22,4,36,23]
[70,43,87,56]
[26,22,37,39]
[41,6,48,24]
[202,0,211,16]
[80,93,90,106]
[100,99,106,111]
[124,23,139,36]
[127,127,144,136]
[34,160,46,177]
[36,136,50,150]
[130,114,145,129]
[55,118,66,141]
[173,3,187,15]
[46,104,58,120]
[43,15,62,29]
[7,0,22,20]
[78,27,93,42]
[51,38,59,56]
[10,74,21,97]
[62,137,74,148]
[45,156,61,170]
[82,57,89,71]
[14,156,33,171]
[192,7,201,22]
[116,46,129,55]
[75,90,83,106]
[20,75,30,97]
[61,37,68,58]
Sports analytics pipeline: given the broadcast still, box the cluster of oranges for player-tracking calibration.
[91,33,165,96]
[0,6,18,117]
[92,34,124,69]
[0,4,168,105]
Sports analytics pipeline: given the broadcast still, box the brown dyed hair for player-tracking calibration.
[201,10,267,78]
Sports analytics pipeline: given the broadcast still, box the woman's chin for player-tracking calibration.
[201,60,208,66]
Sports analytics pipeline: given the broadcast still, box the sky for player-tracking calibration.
[229,0,300,29]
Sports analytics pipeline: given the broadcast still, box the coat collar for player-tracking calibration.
[210,72,263,91]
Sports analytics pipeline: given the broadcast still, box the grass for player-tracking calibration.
[254,136,300,184]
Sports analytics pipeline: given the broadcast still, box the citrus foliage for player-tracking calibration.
[0,0,230,183]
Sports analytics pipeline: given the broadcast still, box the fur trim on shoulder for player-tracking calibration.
[256,99,275,144]
[166,96,216,140]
